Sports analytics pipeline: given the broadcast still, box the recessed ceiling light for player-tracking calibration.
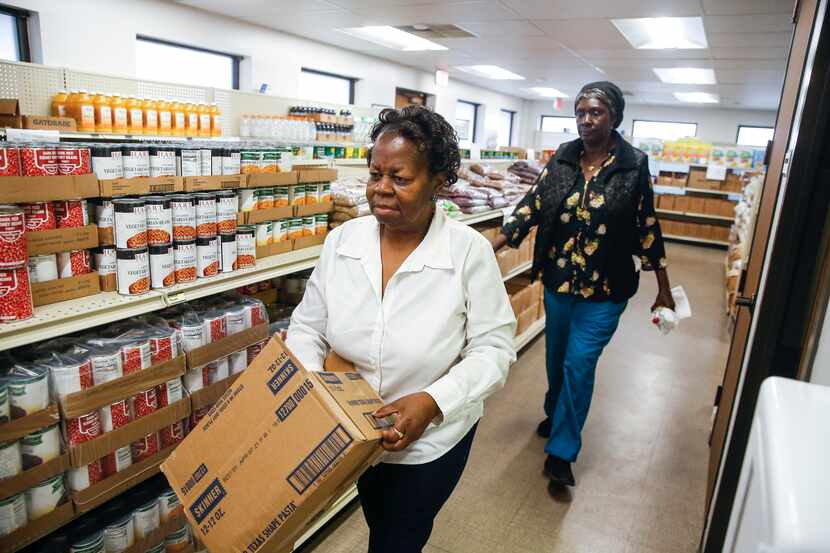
[654,68,716,85]
[455,65,525,80]
[612,17,708,49]
[337,26,448,51]
[529,87,568,98]
[674,92,720,103]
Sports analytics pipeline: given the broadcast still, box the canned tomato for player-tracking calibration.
[57,249,92,277]
[91,146,123,180]
[21,145,58,176]
[28,253,58,283]
[173,240,196,283]
[0,146,20,176]
[0,493,27,537]
[145,196,172,245]
[149,147,176,177]
[22,202,56,231]
[194,193,217,237]
[216,190,237,234]
[67,459,103,492]
[256,187,274,210]
[122,145,150,178]
[65,410,101,447]
[203,312,227,343]
[0,439,22,479]
[21,423,61,468]
[170,194,196,241]
[303,216,315,236]
[150,330,178,365]
[236,226,255,268]
[6,365,48,417]
[113,198,147,249]
[289,217,304,240]
[256,222,272,246]
[272,219,288,243]
[54,200,89,229]
[0,205,26,269]
[57,145,90,175]
[131,431,160,463]
[220,233,237,272]
[238,189,255,212]
[121,339,151,375]
[149,243,174,289]
[196,235,219,277]
[24,473,65,520]
[91,245,116,291]
[274,186,289,207]
[315,214,329,235]
[0,266,33,322]
[116,247,150,296]
[89,198,114,234]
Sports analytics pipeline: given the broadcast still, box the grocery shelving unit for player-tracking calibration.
[656,209,734,223]
[502,260,532,282]
[515,317,546,351]
[663,234,730,247]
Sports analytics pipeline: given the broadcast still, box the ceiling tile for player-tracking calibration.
[707,31,792,48]
[701,0,795,15]
[712,58,787,70]
[176,0,341,16]
[709,46,790,59]
[534,19,632,50]
[346,1,520,24]
[500,0,701,19]
[578,49,712,61]
[456,20,545,37]
[703,13,793,33]
[328,0,447,7]
[716,68,785,83]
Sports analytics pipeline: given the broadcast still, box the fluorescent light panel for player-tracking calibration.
[654,68,716,85]
[455,65,525,80]
[337,26,447,51]
[612,17,708,49]
[674,92,720,103]
[529,87,568,98]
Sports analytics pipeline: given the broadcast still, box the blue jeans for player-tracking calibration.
[543,289,627,461]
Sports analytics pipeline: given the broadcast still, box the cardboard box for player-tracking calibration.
[659,195,675,211]
[686,197,705,215]
[184,175,246,192]
[246,172,298,187]
[672,196,689,213]
[725,173,743,192]
[516,305,537,336]
[27,224,98,256]
[186,324,269,369]
[160,337,386,553]
[0,98,22,128]
[0,174,99,203]
[687,167,707,189]
[294,233,327,250]
[99,176,184,197]
[0,501,75,553]
[720,199,736,218]
[506,282,532,317]
[295,202,333,217]
[23,115,77,131]
[98,226,114,246]
[247,206,294,225]
[656,174,673,186]
[703,198,722,216]
[0,404,61,442]
[517,237,532,265]
[0,453,70,501]
[672,174,688,187]
[190,374,242,412]
[31,272,101,307]
[298,168,338,184]
[496,248,518,276]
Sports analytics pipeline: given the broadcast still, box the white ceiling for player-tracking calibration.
[174,0,795,110]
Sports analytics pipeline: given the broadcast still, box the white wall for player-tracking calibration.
[4,0,526,146]
[521,100,777,147]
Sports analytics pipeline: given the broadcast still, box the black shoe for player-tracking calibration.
[536,418,552,437]
[544,455,575,487]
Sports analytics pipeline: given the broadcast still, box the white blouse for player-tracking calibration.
[286,208,517,464]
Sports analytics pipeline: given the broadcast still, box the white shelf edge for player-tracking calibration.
[515,316,546,350]
[455,209,505,226]
[294,484,359,549]
[502,261,532,282]
[656,209,734,223]
[663,234,730,247]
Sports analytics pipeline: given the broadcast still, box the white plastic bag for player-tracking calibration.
[651,286,691,335]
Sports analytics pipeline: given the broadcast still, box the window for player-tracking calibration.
[498,109,515,146]
[0,6,30,62]
[455,100,479,142]
[737,125,774,147]
[136,36,239,89]
[299,68,355,105]
[541,115,577,134]
[632,120,697,140]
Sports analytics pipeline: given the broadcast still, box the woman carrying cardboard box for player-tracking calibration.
[287,105,516,553]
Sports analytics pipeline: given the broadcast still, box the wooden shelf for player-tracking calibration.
[664,234,730,247]
[656,209,734,223]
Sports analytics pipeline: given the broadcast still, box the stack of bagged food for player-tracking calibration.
[439,163,534,214]
[331,176,370,228]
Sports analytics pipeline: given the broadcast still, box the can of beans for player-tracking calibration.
[225,306,246,335]
[272,219,287,243]
[21,144,58,176]
[157,378,183,407]
[116,247,150,296]
[103,513,135,552]
[145,196,172,245]
[122,145,150,178]
[101,433,132,477]
[113,199,147,249]
[216,190,237,234]
[202,312,227,343]
[236,226,255,268]
[6,365,49,417]
[177,149,200,177]
[0,440,22,479]
[0,146,20,176]
[25,473,65,521]
[256,222,272,247]
[54,200,89,229]
[57,249,92,278]
[183,367,209,392]
[21,424,61,469]
[88,343,122,384]
[0,266,33,322]
[149,147,176,177]
[65,410,101,447]
[27,254,58,283]
[22,202,56,232]
[173,240,196,283]
[91,245,116,291]
[196,235,219,277]
[149,243,174,289]
[120,339,151,375]
[131,387,158,419]
[150,330,178,365]
[0,205,27,269]
[238,189,256,212]
[0,493,27,536]
[89,198,114,236]
[244,302,267,328]
[170,194,196,241]
[50,352,93,399]
[195,193,217,237]
[220,233,237,273]
[256,187,274,210]
[67,459,103,492]
[207,358,229,384]
[0,383,7,423]
[57,145,91,175]
[91,146,123,180]
[178,322,204,353]
[131,432,160,463]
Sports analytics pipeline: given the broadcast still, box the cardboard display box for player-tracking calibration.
[0,453,70,501]
[506,282,532,317]
[0,174,99,203]
[257,240,293,260]
[0,98,22,128]
[496,247,519,276]
[161,337,386,553]
[98,226,114,246]
[686,197,706,215]
[27,225,98,256]
[516,304,538,336]
[183,175,246,192]
[0,501,75,553]
[687,167,707,189]
[246,206,294,225]
[31,272,101,307]
[0,403,61,443]
[672,195,690,213]
[295,202,334,217]
[190,373,242,412]
[294,233,327,250]
[298,168,338,184]
[186,324,269,369]
[23,115,77,131]
[99,176,184,197]
[246,172,298,188]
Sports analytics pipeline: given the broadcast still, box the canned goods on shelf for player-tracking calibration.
[91,146,124,180]
[5,365,49,416]
[256,222,272,247]
[28,253,59,283]
[236,226,256,268]
[177,148,200,177]
[21,423,61,468]
[256,187,274,210]
[149,146,176,177]
[170,194,196,242]
[288,217,304,240]
[0,266,33,322]
[57,249,92,278]
[272,219,287,243]
[220,233,237,273]
[0,439,22,479]
[315,214,329,235]
[89,198,114,232]
[67,459,103,492]
[238,189,256,212]
[173,240,197,283]
[0,492,27,537]
[116,247,150,295]
[91,245,117,291]
[145,196,173,245]
[22,202,56,232]
[194,192,217,237]
[57,145,91,175]
[54,199,89,229]
[0,146,21,176]
[0,205,27,269]
[149,243,175,289]
[196,236,219,278]
[274,186,289,207]
[122,145,150,179]
[303,216,315,236]
[24,473,65,520]
[20,144,58,176]
[216,190,238,234]
[113,198,147,249]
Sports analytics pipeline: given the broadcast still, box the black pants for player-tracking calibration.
[356,423,478,553]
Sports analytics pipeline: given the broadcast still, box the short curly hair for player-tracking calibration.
[369,105,460,185]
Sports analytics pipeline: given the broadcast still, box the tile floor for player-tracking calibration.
[303,243,730,553]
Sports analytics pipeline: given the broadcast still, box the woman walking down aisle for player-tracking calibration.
[287,105,516,553]
[492,81,675,491]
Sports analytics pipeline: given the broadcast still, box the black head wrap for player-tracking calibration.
[576,81,625,128]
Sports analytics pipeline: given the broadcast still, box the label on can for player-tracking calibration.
[256,222,272,246]
[256,188,274,210]
[315,214,329,235]
[0,493,27,535]
[57,250,91,278]
[240,150,260,174]
[0,266,33,322]
[216,192,238,234]
[22,202,56,232]
[173,240,196,283]
[92,246,116,275]
[170,194,196,242]
[145,197,172,245]
[238,189,255,212]
[27,254,58,283]
[0,147,20,177]
[179,324,204,352]
[57,146,90,175]
[91,150,123,180]
[149,149,176,177]
[54,200,89,228]
[104,514,135,552]
[113,200,147,249]
[116,248,150,295]
[0,440,22,479]
[288,217,304,240]
[21,146,58,176]
[179,150,200,177]
[274,187,289,207]
[223,151,241,175]
[236,227,255,268]
[149,244,174,289]
[91,198,114,229]
[195,194,217,237]
[122,148,150,178]
[0,207,27,269]
[220,233,237,272]
[290,184,305,206]
[196,236,219,277]
[272,219,287,243]
[200,149,212,176]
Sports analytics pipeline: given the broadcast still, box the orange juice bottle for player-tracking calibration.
[93,92,112,133]
[110,94,128,134]
[186,103,199,137]
[76,90,95,132]
[157,98,172,135]
[51,90,68,117]
[198,103,211,137]
[209,102,222,137]
[171,100,186,136]
[126,96,144,135]
[143,97,158,135]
